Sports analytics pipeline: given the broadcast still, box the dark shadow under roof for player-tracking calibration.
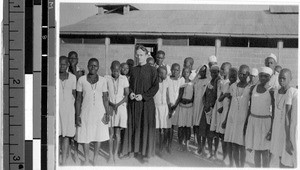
[61,9,298,38]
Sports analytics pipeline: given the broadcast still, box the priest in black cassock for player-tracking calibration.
[121,45,159,162]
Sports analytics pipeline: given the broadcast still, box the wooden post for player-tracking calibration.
[105,37,110,75]
[215,38,221,57]
[277,40,283,64]
[157,38,163,51]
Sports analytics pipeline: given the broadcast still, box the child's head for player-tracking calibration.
[60,56,69,73]
[264,53,277,71]
[229,67,238,84]
[68,51,78,66]
[87,58,99,75]
[171,63,181,78]
[275,65,282,74]
[210,65,219,80]
[278,68,292,88]
[208,55,218,68]
[126,59,135,68]
[259,67,272,85]
[120,62,129,76]
[158,66,168,81]
[220,62,232,79]
[183,57,194,70]
[182,67,191,80]
[238,65,250,83]
[110,60,121,79]
[155,50,165,66]
[135,45,148,65]
[198,65,208,79]
[146,57,155,66]
[250,68,259,84]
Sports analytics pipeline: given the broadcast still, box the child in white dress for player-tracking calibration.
[75,58,110,166]
[169,63,185,152]
[223,65,250,167]
[154,66,172,154]
[105,61,129,163]
[171,67,194,151]
[270,68,297,167]
[59,56,76,165]
[210,62,231,161]
[192,65,210,155]
[244,67,275,167]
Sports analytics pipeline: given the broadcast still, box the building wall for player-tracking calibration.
[161,46,215,69]
[60,43,298,87]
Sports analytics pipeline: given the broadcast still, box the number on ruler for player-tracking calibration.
[13,155,20,161]
[42,35,47,40]
[13,5,20,8]
[12,78,20,84]
[49,2,54,9]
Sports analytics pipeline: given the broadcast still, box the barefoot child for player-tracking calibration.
[270,69,297,167]
[169,63,185,152]
[211,62,231,162]
[198,65,219,159]
[244,67,275,167]
[105,61,129,163]
[154,66,172,155]
[192,65,210,155]
[172,67,194,152]
[75,58,110,166]
[223,65,251,167]
[59,56,76,165]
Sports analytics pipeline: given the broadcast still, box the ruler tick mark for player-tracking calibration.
[9,49,22,51]
[9,115,14,117]
[9,106,18,108]
[9,11,25,13]
[10,124,22,126]
[9,30,18,32]
[10,87,24,89]
[9,68,18,70]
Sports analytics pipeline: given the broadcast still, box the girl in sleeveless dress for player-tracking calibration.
[244,67,275,167]
[171,67,194,152]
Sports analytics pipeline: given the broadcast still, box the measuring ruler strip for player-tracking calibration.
[3,0,25,169]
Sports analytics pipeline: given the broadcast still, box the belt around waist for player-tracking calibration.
[250,113,271,119]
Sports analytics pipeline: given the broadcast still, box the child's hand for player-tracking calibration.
[168,112,173,119]
[217,107,223,114]
[76,116,81,127]
[129,93,136,100]
[266,131,271,141]
[286,140,294,155]
[221,121,226,129]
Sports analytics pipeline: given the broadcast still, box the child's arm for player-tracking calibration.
[243,85,255,135]
[72,89,76,99]
[102,92,111,116]
[285,104,293,154]
[166,87,173,118]
[113,87,129,113]
[171,87,184,111]
[266,89,275,140]
[221,97,232,129]
[75,91,83,127]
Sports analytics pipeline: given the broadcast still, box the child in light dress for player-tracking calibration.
[223,65,250,167]
[105,60,129,163]
[192,65,210,155]
[59,56,76,165]
[154,66,172,154]
[244,67,275,167]
[171,67,194,151]
[169,63,185,152]
[75,58,111,166]
[270,68,297,167]
[210,62,231,161]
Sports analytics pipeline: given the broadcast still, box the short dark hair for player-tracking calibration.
[88,58,99,65]
[156,50,165,56]
[68,51,78,58]
[184,57,194,65]
[110,60,121,69]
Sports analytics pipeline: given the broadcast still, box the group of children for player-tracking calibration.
[59,49,297,168]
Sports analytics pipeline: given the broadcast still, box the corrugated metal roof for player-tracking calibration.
[60,9,298,38]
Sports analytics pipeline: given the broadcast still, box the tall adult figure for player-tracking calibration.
[153,50,171,76]
[123,45,159,162]
[67,51,85,79]
[265,53,280,89]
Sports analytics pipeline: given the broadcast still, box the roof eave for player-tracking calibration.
[60,31,298,39]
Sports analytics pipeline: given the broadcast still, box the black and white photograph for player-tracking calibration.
[58,1,298,168]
